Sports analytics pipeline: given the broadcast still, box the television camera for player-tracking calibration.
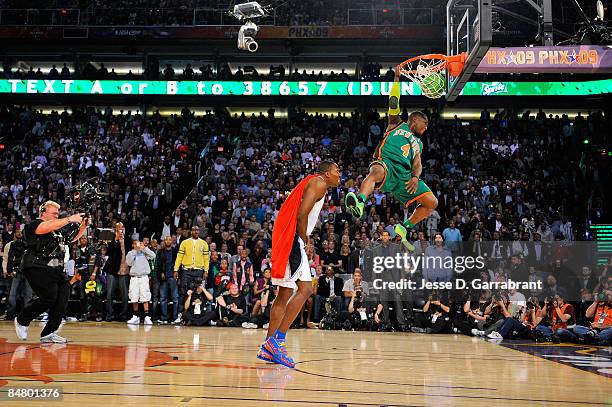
[229,2,270,52]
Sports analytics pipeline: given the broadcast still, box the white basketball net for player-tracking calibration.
[399,57,446,99]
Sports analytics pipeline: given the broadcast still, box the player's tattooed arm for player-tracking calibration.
[405,153,422,194]
[411,153,422,179]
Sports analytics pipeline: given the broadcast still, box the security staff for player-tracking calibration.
[14,201,87,343]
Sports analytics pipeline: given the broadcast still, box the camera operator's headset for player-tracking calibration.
[39,201,57,215]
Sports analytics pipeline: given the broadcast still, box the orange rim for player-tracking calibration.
[397,52,467,75]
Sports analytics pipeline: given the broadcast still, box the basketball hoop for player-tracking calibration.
[397,53,467,99]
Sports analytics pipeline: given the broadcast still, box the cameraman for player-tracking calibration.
[342,269,370,310]
[182,279,215,326]
[15,201,87,343]
[487,297,543,340]
[472,292,512,336]
[555,287,611,345]
[535,293,575,341]
[337,282,370,330]
[411,292,451,334]
[453,292,490,336]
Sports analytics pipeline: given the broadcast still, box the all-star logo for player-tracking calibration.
[481,82,508,96]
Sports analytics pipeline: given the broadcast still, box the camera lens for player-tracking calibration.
[247,39,258,52]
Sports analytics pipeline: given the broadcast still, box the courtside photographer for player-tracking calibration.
[535,293,576,342]
[555,282,611,345]
[411,291,451,334]
[487,296,544,340]
[337,283,371,331]
[183,279,216,326]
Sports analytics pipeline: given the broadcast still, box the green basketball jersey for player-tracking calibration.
[374,122,423,172]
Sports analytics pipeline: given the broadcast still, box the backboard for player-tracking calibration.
[446,0,492,101]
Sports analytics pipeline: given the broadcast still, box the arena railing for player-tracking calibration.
[347,8,433,26]
[0,6,439,27]
[0,8,80,25]
[192,8,277,26]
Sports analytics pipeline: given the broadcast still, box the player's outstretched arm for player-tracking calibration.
[388,67,401,130]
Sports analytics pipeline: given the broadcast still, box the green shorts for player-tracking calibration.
[371,160,432,206]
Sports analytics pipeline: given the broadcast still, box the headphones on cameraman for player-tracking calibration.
[39,201,56,214]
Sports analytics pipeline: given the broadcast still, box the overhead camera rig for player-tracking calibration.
[229,1,271,52]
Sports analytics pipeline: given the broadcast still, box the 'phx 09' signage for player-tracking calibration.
[476,45,612,73]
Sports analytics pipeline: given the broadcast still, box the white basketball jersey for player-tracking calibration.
[307,197,325,236]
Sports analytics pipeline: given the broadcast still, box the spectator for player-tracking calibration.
[214,258,232,295]
[103,222,131,322]
[126,239,155,325]
[250,267,272,317]
[216,282,248,327]
[88,244,108,322]
[4,229,31,319]
[442,220,462,254]
[248,274,277,329]
[154,236,180,323]
[314,266,343,321]
[232,248,254,296]
[320,240,342,274]
[73,235,95,321]
[422,232,453,283]
[174,225,210,322]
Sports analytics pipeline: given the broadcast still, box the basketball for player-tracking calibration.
[420,71,445,98]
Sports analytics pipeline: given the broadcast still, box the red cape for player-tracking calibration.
[271,175,317,279]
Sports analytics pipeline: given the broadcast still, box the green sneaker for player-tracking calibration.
[394,224,415,251]
[344,192,364,218]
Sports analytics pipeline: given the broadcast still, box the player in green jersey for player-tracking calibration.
[345,68,438,249]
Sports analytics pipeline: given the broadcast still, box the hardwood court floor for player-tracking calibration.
[0,321,610,406]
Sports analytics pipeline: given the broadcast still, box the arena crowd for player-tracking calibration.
[0,105,610,344]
